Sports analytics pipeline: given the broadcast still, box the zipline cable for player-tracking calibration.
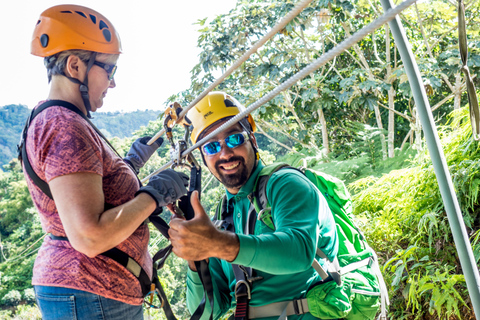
[147,0,315,146]
[142,0,418,183]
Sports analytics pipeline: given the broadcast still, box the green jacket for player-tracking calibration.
[186,162,338,319]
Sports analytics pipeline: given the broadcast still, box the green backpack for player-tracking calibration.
[243,162,389,320]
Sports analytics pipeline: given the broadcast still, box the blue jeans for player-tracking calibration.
[34,286,143,320]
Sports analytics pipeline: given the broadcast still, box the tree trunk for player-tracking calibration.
[374,103,387,160]
[413,107,423,151]
[388,86,396,158]
[385,23,393,158]
[318,107,330,156]
[454,72,462,110]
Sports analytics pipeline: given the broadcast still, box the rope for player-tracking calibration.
[458,0,480,140]
[142,0,418,183]
[147,0,315,145]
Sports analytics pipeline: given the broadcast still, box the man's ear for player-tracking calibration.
[250,132,259,149]
[65,55,85,80]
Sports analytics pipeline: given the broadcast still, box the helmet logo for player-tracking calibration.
[204,111,213,119]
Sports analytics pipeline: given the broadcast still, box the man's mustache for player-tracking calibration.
[215,156,245,172]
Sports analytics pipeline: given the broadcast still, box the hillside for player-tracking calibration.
[0,104,161,169]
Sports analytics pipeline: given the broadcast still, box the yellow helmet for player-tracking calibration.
[188,91,256,144]
[31,4,122,57]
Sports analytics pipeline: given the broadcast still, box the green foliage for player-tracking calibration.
[2,290,21,307]
[351,107,478,318]
[23,288,35,305]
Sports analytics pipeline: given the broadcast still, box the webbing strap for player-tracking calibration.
[339,257,372,275]
[233,265,251,320]
[458,0,480,140]
[248,299,309,319]
[48,234,151,296]
[19,100,131,200]
[311,259,329,280]
[190,260,214,320]
[152,271,177,320]
[371,251,390,320]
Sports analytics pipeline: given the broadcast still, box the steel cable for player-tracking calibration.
[143,0,418,182]
[148,0,315,145]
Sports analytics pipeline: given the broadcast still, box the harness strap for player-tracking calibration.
[19,99,135,200]
[49,234,149,296]
[248,299,309,319]
[371,252,389,320]
[190,260,215,320]
[232,264,251,320]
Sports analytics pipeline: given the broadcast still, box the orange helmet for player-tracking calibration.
[31,4,122,57]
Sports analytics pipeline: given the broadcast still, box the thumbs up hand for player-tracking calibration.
[169,191,239,263]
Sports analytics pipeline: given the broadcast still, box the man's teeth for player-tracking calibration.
[223,162,239,170]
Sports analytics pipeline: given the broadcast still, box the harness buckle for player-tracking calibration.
[235,280,251,300]
[293,299,307,315]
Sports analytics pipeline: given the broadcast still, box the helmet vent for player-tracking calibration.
[224,99,235,107]
[40,34,49,48]
[60,10,72,14]
[99,20,108,30]
[102,29,112,42]
[75,11,87,18]
[89,14,97,24]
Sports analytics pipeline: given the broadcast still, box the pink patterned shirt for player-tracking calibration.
[25,102,152,305]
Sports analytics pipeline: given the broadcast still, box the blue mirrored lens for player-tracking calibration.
[203,141,221,155]
[225,133,245,148]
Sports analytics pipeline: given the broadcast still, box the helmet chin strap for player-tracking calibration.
[62,52,97,119]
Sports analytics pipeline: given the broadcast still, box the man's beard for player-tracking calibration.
[214,156,249,189]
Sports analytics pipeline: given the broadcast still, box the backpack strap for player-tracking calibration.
[18,100,130,199]
[253,164,335,285]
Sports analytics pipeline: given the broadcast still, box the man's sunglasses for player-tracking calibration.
[93,61,117,81]
[202,132,250,156]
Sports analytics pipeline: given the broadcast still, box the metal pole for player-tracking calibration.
[380,0,480,316]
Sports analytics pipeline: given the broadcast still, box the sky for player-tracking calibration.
[0,0,237,113]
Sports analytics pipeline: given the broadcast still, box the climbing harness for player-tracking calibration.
[157,102,218,320]
[18,100,177,320]
[458,0,480,140]
[213,163,389,319]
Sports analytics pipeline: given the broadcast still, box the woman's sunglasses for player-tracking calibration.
[202,132,250,156]
[93,61,117,81]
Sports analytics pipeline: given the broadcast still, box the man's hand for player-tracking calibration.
[169,191,239,263]
[124,136,163,174]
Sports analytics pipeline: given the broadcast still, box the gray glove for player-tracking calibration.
[136,169,189,207]
[124,136,164,174]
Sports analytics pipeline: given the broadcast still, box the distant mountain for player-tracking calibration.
[0,104,161,170]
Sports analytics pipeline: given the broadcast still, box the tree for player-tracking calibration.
[170,0,480,162]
